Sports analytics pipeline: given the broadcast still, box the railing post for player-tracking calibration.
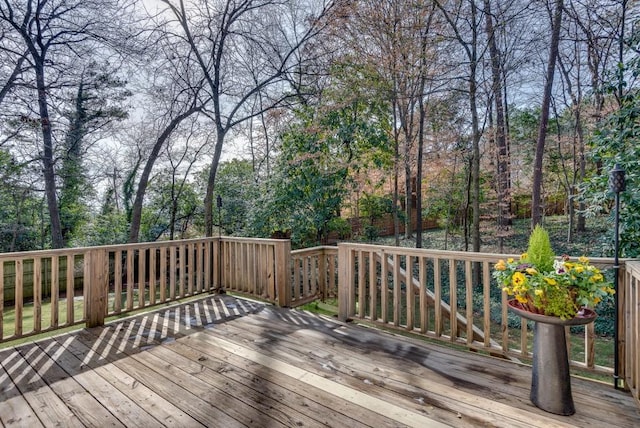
[85,249,108,328]
[338,244,355,322]
[618,261,628,390]
[318,249,327,300]
[275,240,291,307]
[213,238,221,292]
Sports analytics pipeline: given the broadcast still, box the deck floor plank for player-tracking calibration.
[78,305,410,428]
[71,327,247,428]
[228,308,638,428]
[14,341,125,428]
[57,335,202,428]
[191,331,448,427]
[0,349,84,427]
[0,356,44,428]
[36,336,183,428]
[148,343,338,428]
[165,338,387,428]
[0,294,638,428]
[204,309,573,428]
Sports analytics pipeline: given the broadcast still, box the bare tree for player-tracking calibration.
[563,0,623,233]
[483,0,511,241]
[157,0,336,236]
[0,0,139,247]
[164,123,209,240]
[127,90,206,242]
[433,0,484,253]
[531,0,564,228]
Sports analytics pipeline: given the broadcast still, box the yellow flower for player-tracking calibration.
[590,273,603,283]
[593,297,601,305]
[520,253,528,260]
[495,260,507,271]
[512,272,526,287]
[574,265,584,273]
[534,289,544,296]
[544,277,557,286]
[507,258,514,263]
[526,267,537,275]
[516,295,528,303]
[579,256,589,263]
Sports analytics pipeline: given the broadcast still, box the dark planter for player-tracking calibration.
[507,299,597,416]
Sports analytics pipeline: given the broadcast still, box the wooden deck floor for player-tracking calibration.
[1,295,639,428]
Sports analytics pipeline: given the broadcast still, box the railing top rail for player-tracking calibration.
[0,237,221,260]
[220,237,290,245]
[336,242,626,267]
[338,242,521,260]
[291,245,338,255]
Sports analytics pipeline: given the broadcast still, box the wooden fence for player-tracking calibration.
[624,260,640,407]
[336,242,623,378]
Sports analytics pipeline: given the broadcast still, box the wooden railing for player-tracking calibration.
[624,260,640,406]
[0,238,223,342]
[290,246,338,307]
[218,238,336,308]
[1,236,636,401]
[337,242,620,377]
[0,248,83,341]
[219,237,290,306]
[0,237,297,343]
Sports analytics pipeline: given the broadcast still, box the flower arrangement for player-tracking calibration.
[493,225,614,320]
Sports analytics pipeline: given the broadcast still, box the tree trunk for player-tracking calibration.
[60,82,87,244]
[0,55,25,107]
[416,99,425,248]
[470,69,480,254]
[128,106,201,243]
[484,0,510,229]
[404,154,412,240]
[169,176,177,241]
[532,0,564,228]
[392,103,401,247]
[204,127,226,236]
[35,65,64,249]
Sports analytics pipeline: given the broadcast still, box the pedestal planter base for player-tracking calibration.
[507,300,597,416]
[530,322,574,415]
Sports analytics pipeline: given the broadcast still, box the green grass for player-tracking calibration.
[1,297,86,348]
[0,291,223,348]
[299,299,339,317]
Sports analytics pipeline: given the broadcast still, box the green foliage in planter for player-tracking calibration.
[526,225,555,273]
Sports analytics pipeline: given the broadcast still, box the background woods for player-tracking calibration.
[0,0,638,256]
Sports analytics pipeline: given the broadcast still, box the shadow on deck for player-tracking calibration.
[1,294,639,427]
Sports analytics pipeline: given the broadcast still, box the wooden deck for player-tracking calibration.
[1,295,638,428]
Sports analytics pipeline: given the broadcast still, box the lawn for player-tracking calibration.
[1,297,85,347]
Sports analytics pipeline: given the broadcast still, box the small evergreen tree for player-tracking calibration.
[526,225,556,272]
